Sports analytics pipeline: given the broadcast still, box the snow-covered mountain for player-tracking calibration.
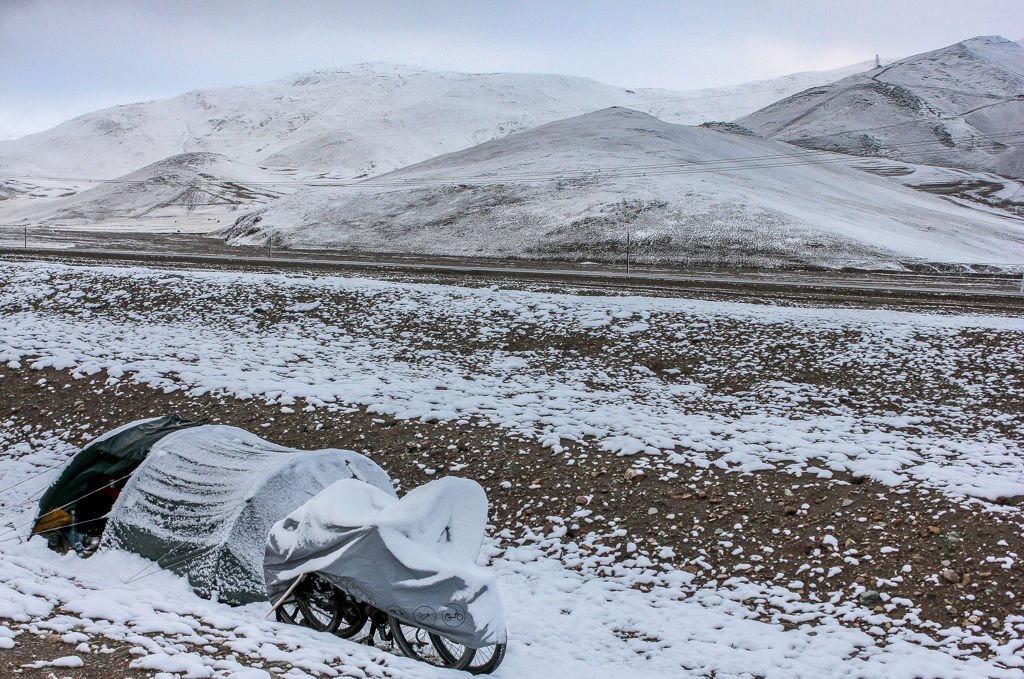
[0,60,878,185]
[0,153,288,232]
[737,36,1024,179]
[222,108,1024,268]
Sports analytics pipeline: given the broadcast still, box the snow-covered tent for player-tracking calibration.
[102,425,395,604]
[265,477,506,648]
[34,417,395,605]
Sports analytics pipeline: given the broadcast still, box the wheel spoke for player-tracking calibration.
[295,598,319,628]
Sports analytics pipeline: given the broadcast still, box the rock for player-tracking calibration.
[844,538,856,549]
[927,525,941,535]
[859,591,883,606]
[783,506,798,516]
[624,468,644,481]
[940,568,961,584]
[575,495,589,506]
[647,507,658,515]
[841,498,854,507]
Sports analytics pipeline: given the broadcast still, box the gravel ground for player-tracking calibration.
[1,259,1022,675]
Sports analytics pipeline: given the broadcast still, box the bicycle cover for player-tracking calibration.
[264,476,506,648]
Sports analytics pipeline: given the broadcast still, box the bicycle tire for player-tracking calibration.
[388,616,474,670]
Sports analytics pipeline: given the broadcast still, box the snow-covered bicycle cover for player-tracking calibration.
[264,476,507,648]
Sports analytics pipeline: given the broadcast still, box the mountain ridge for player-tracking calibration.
[0,58,881,184]
[737,36,1024,179]
[222,107,1024,268]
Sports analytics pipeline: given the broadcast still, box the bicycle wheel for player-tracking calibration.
[388,616,474,669]
[332,588,369,639]
[274,573,342,632]
[434,635,507,675]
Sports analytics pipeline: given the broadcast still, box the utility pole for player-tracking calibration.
[267,235,273,258]
[625,231,630,276]
[23,225,27,249]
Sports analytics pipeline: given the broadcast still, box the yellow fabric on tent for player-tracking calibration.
[33,508,72,535]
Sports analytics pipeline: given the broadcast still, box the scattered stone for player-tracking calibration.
[575,495,589,506]
[647,507,658,515]
[940,568,961,584]
[624,468,644,481]
[860,591,883,606]
[841,498,854,507]
[783,506,798,516]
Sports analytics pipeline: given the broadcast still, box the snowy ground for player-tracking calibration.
[1,260,1023,677]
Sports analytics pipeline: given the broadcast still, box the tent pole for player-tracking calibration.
[265,572,307,619]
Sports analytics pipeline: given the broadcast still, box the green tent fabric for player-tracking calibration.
[35,415,202,522]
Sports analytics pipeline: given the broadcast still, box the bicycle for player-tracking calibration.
[273,572,506,674]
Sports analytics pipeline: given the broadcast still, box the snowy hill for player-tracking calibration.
[737,36,1024,179]
[0,61,879,186]
[222,108,1024,268]
[0,153,287,232]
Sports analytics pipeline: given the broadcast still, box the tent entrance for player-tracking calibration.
[34,459,138,553]
[33,415,202,553]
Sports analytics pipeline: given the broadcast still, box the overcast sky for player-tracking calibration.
[1,0,1022,139]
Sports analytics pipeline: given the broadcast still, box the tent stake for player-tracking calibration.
[265,572,307,619]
